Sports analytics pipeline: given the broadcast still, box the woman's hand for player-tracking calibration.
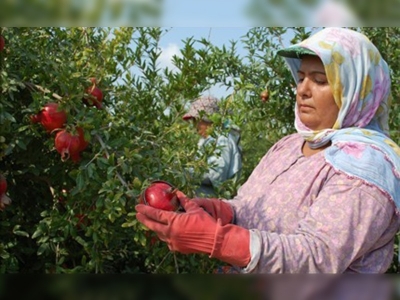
[136,197,218,254]
[174,191,234,225]
[190,198,234,225]
[135,197,250,267]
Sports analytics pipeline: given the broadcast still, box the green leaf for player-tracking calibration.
[13,231,29,238]
[108,213,115,223]
[15,139,27,150]
[75,236,87,247]
[114,192,123,202]
[31,229,43,239]
[121,222,134,228]
[37,243,49,256]
[76,172,85,191]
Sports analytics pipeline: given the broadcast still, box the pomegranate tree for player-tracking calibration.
[54,127,89,162]
[139,180,180,211]
[0,174,11,211]
[31,102,67,133]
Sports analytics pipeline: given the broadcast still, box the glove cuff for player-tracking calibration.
[217,199,234,225]
[210,220,251,267]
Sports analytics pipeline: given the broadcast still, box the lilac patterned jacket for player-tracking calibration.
[227,133,400,273]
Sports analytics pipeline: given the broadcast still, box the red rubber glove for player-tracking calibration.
[190,198,234,225]
[135,197,250,267]
[175,191,234,225]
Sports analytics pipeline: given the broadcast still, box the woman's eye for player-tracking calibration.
[314,77,327,84]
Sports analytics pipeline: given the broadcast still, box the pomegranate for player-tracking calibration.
[31,103,67,133]
[55,127,88,162]
[145,231,159,247]
[83,84,103,109]
[0,174,7,196]
[75,205,95,228]
[76,127,89,152]
[29,114,41,124]
[140,180,180,211]
[260,89,269,102]
[0,36,4,52]
[0,174,11,211]
[75,213,88,229]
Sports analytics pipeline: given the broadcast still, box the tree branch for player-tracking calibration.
[95,133,129,189]
[23,81,63,101]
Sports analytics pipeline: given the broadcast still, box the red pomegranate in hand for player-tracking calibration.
[0,174,11,211]
[31,103,67,133]
[140,181,180,211]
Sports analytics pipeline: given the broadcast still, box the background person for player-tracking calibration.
[182,96,242,197]
[136,27,400,273]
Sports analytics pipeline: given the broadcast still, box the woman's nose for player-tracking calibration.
[297,78,311,98]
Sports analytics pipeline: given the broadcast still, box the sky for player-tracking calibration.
[161,0,252,27]
[160,0,361,27]
[157,27,250,65]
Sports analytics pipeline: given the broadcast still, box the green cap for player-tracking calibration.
[277,45,316,59]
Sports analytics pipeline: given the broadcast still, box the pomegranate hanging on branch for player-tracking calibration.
[30,102,67,133]
[54,127,89,163]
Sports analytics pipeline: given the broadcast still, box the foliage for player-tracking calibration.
[0,27,399,273]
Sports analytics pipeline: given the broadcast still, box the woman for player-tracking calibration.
[135,27,400,273]
[183,96,242,197]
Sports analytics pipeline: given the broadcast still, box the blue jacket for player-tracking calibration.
[196,127,242,197]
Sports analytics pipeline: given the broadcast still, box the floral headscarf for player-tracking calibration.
[280,27,400,213]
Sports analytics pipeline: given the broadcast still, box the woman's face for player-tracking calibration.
[193,119,212,138]
[296,55,339,131]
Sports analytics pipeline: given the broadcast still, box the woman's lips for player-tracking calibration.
[298,104,313,111]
